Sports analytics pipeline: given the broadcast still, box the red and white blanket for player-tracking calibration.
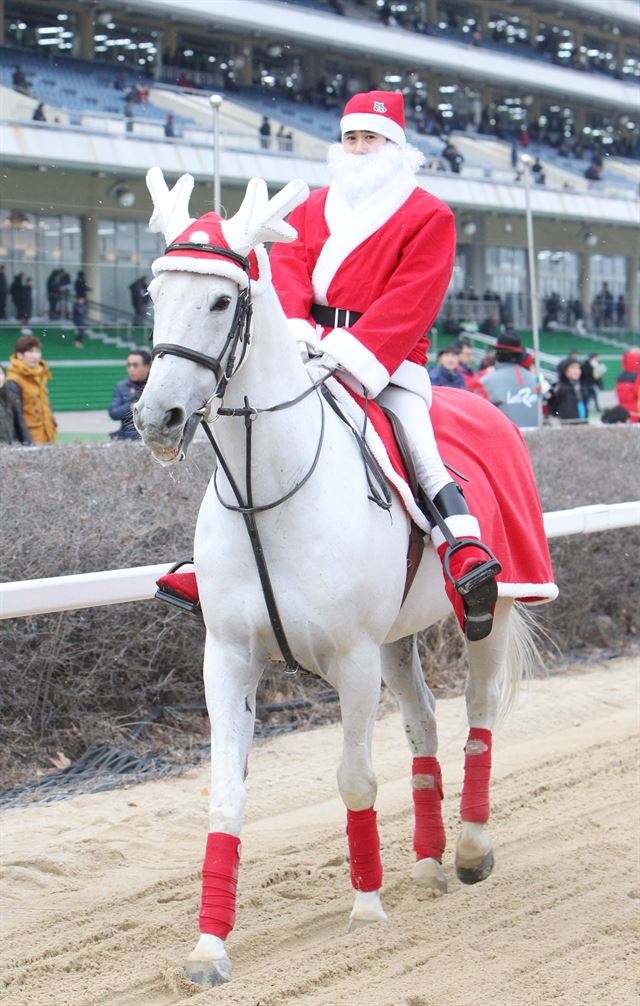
[326,379,557,604]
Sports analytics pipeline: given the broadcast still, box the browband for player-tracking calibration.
[164,241,251,275]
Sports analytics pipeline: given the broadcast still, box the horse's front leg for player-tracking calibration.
[456,597,513,885]
[329,644,387,932]
[185,633,262,987]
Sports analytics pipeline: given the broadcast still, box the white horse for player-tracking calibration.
[135,170,550,986]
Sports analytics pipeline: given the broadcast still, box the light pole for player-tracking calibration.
[520,153,542,427]
[210,93,223,214]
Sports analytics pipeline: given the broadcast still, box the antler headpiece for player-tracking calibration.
[146,169,309,290]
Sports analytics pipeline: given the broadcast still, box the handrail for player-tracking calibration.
[0,501,637,620]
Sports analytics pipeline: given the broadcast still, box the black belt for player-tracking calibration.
[311,304,363,329]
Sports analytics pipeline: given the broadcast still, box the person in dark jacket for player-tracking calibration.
[9,273,24,320]
[547,359,588,423]
[0,265,7,319]
[129,276,148,326]
[32,102,46,122]
[0,364,33,444]
[428,345,467,389]
[74,270,90,299]
[20,277,33,331]
[72,296,87,347]
[108,351,151,440]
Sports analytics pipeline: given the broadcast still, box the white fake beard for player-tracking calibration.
[327,141,424,207]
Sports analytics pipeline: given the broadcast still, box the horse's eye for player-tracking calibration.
[210,296,232,313]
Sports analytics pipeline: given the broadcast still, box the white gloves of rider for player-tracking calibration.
[305,352,339,386]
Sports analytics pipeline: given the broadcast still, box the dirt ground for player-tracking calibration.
[1,656,638,1006]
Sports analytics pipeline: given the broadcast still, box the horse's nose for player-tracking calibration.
[134,401,185,436]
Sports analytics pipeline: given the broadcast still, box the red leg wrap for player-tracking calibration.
[198,832,241,939]
[412,756,446,862]
[460,728,492,824]
[346,807,383,892]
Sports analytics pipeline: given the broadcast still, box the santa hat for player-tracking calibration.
[340,90,406,148]
[151,212,260,289]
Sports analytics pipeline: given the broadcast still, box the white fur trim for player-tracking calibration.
[312,168,417,304]
[321,328,389,398]
[341,112,406,148]
[287,318,317,343]
[189,230,212,244]
[152,255,249,288]
[250,243,270,296]
[497,582,559,602]
[390,360,432,404]
[326,376,429,533]
[431,516,481,550]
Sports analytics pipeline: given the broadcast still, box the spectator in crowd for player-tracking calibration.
[32,102,46,123]
[276,124,288,151]
[57,268,72,318]
[616,293,626,326]
[259,116,272,149]
[614,348,640,423]
[72,296,87,347]
[592,282,613,327]
[556,348,580,377]
[124,96,135,133]
[0,364,34,445]
[479,313,500,338]
[74,270,90,300]
[20,277,33,333]
[108,350,151,440]
[46,268,61,319]
[5,334,57,444]
[0,266,6,320]
[473,333,539,429]
[546,358,588,423]
[129,276,149,326]
[584,161,602,182]
[164,112,176,138]
[543,291,561,331]
[428,345,467,388]
[510,143,518,169]
[9,272,24,320]
[580,352,604,412]
[456,340,476,386]
[442,140,463,173]
[531,157,546,185]
[12,64,30,95]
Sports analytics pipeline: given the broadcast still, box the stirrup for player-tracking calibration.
[443,540,502,642]
[155,557,201,615]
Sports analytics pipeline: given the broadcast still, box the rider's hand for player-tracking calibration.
[306,353,339,385]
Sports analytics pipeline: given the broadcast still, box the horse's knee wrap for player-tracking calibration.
[346,807,383,892]
[412,756,446,862]
[199,832,241,940]
[461,728,492,823]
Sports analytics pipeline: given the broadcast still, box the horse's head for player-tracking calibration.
[134,168,308,463]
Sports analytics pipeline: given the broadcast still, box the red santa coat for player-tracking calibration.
[270,169,455,399]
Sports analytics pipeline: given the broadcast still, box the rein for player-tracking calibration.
[199,380,327,675]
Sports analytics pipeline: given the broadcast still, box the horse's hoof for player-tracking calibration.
[348,889,387,932]
[412,856,448,893]
[184,957,231,986]
[455,849,495,885]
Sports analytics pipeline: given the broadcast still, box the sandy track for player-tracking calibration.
[2,657,638,1006]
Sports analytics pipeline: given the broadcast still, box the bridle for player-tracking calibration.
[151,241,253,401]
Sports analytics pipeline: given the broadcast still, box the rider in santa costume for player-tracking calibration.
[270,90,500,640]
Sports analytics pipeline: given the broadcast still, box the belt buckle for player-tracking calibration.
[334,308,350,328]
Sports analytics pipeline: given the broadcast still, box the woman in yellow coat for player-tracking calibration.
[6,334,57,444]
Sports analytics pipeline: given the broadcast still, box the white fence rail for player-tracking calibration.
[0,502,638,621]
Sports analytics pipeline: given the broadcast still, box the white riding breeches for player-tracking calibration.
[376,385,452,500]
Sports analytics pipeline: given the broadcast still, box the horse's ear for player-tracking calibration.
[223,178,310,255]
[146,167,196,243]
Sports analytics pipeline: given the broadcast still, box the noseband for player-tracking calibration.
[150,241,253,400]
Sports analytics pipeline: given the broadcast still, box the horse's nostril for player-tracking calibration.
[165,407,185,430]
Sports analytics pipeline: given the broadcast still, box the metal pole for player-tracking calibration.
[210,93,223,214]
[521,154,542,427]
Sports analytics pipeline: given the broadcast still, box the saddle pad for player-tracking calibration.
[327,379,557,604]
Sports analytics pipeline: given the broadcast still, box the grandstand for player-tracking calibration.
[0,0,638,411]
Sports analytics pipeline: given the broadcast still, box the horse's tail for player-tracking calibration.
[498,601,545,723]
